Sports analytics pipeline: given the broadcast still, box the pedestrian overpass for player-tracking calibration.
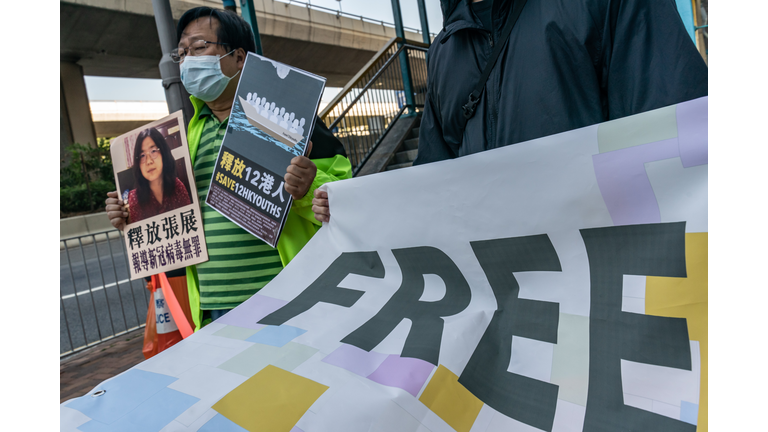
[60,0,428,153]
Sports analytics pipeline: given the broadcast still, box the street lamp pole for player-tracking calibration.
[152,0,194,127]
[391,0,416,116]
[416,0,431,46]
[239,0,264,55]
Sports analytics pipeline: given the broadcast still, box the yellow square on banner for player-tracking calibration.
[647,233,707,432]
[419,365,483,432]
[212,365,328,432]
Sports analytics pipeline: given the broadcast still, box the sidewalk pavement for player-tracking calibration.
[60,329,146,403]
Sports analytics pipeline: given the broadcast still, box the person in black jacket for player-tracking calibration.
[413,0,708,165]
[311,0,707,221]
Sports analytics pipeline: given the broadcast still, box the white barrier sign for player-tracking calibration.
[152,288,178,335]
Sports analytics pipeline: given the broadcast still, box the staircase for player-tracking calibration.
[385,119,420,171]
[319,37,428,177]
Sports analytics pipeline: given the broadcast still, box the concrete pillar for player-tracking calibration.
[60,80,74,167]
[60,61,97,150]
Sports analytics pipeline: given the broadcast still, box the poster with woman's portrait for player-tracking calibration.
[111,111,208,280]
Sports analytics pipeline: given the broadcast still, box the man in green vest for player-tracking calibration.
[105,6,351,330]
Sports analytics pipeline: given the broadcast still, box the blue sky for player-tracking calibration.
[85,0,444,102]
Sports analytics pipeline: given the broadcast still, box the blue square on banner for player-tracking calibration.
[78,420,137,432]
[199,414,249,432]
[67,369,178,424]
[245,325,306,347]
[78,388,199,432]
[127,388,199,430]
[680,401,698,425]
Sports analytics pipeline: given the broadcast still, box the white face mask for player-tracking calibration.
[179,50,240,102]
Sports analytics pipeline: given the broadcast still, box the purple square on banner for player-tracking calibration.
[322,344,389,377]
[215,294,289,330]
[367,355,435,397]
[676,96,708,168]
[592,138,679,226]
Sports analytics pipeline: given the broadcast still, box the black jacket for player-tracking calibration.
[414,0,708,165]
[310,116,347,159]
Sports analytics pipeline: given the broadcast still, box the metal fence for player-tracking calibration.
[276,0,437,40]
[60,230,150,357]
[320,38,429,174]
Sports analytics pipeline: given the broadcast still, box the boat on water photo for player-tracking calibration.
[238,96,305,148]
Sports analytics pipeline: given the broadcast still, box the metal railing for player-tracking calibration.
[60,230,150,357]
[276,0,438,40]
[320,37,429,174]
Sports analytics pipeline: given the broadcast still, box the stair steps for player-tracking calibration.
[384,118,421,172]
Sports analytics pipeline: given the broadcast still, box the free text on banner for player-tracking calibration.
[61,97,708,432]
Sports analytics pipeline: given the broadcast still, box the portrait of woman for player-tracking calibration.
[127,128,192,223]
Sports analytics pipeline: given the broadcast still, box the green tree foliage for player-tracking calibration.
[60,138,116,216]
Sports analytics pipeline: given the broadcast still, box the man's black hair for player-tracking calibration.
[176,7,256,54]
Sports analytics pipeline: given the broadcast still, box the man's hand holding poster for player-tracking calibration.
[206,53,326,247]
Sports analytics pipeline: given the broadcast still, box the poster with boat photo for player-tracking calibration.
[110,110,209,280]
[206,52,326,247]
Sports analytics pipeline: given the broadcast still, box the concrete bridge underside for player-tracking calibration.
[61,0,424,87]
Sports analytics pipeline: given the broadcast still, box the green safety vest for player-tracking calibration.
[184,95,352,331]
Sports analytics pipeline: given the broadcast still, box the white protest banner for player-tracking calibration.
[61,97,708,432]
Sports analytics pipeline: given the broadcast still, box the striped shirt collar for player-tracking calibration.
[197,103,229,126]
